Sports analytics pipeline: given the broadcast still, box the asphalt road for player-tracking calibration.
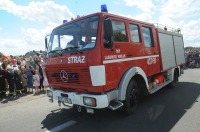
[0,68,200,132]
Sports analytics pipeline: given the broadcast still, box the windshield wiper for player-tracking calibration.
[48,50,62,56]
[64,46,83,54]
[73,47,83,54]
[63,47,74,51]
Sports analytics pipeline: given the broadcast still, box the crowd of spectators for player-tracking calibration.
[184,49,200,68]
[0,54,48,100]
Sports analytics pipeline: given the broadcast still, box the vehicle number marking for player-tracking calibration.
[147,57,156,65]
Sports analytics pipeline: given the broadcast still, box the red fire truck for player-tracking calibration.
[45,5,185,115]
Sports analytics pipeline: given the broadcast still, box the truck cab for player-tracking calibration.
[45,7,184,114]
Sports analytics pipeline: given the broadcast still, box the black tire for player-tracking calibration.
[169,70,178,88]
[124,79,139,115]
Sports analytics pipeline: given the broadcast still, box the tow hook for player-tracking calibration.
[77,105,82,112]
[49,98,53,103]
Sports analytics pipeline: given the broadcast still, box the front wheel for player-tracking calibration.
[124,79,140,115]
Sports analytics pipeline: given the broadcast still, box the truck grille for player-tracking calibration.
[45,66,92,86]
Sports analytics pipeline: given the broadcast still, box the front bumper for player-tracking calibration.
[46,87,114,109]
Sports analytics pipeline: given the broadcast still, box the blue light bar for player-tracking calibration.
[101,4,108,12]
[63,20,68,24]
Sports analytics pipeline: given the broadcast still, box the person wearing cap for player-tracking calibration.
[2,55,9,70]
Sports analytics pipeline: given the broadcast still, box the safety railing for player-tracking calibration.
[154,23,181,34]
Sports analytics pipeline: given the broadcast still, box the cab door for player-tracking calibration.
[141,25,160,76]
[102,17,131,91]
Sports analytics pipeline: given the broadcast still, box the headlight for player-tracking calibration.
[47,90,53,97]
[83,97,96,107]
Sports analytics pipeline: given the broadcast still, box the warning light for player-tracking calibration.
[63,20,68,24]
[101,4,108,12]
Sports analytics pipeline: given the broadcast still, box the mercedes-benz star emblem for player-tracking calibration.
[60,70,68,82]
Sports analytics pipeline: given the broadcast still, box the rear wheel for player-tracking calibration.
[124,79,139,115]
[169,70,178,88]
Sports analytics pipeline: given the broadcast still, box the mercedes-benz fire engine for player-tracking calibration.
[45,5,185,115]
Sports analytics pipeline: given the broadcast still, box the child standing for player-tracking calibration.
[33,70,40,94]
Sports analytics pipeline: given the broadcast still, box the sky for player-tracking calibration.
[0,0,200,56]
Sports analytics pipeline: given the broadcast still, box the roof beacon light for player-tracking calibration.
[101,4,108,12]
[63,20,68,24]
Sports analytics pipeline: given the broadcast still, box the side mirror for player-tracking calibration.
[104,17,113,48]
[45,35,50,51]
[45,37,48,50]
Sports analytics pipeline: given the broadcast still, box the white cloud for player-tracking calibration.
[0,0,74,27]
[0,38,28,55]
[22,26,52,48]
[114,0,122,5]
[1,0,200,57]
[122,0,156,22]
[0,34,47,56]
[0,25,54,56]
[185,42,200,47]
[160,0,200,19]
[157,0,200,47]
[157,0,200,27]
[123,0,155,13]
[117,12,153,22]
[122,0,200,47]
[0,0,75,55]
[181,19,200,46]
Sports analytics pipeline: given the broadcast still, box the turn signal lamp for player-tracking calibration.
[101,4,108,12]
[83,97,97,107]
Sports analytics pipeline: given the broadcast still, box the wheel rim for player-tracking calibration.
[129,87,139,108]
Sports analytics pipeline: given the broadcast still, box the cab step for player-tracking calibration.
[108,101,123,110]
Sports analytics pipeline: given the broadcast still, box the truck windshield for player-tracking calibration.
[48,15,99,53]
